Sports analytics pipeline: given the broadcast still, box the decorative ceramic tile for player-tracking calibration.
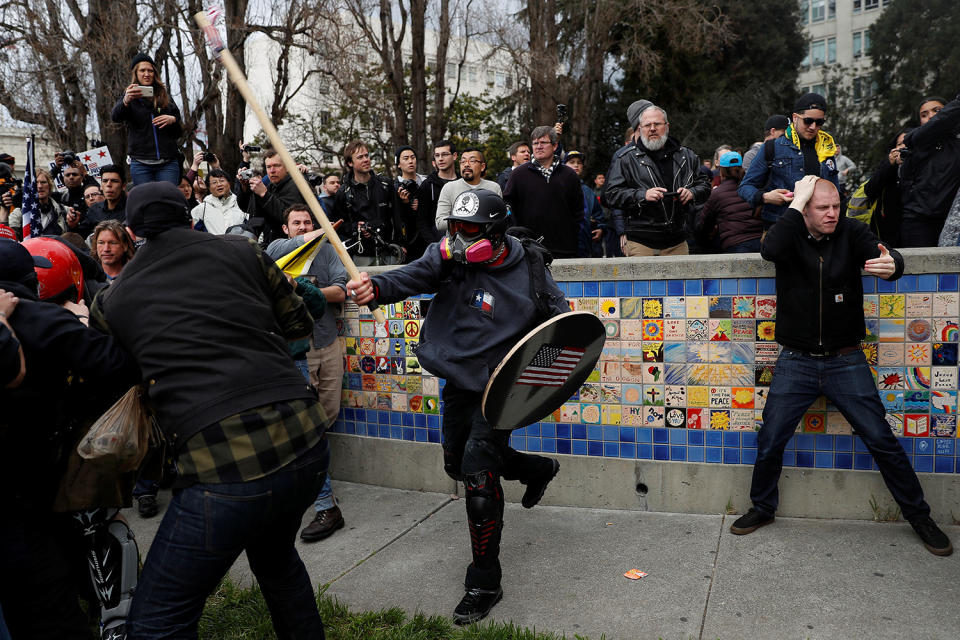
[904,414,929,437]
[602,404,622,425]
[905,366,931,389]
[687,408,706,429]
[731,343,756,364]
[664,363,688,385]
[932,292,959,317]
[687,342,709,363]
[803,413,826,433]
[708,342,731,363]
[642,298,663,318]
[600,298,620,318]
[619,297,641,318]
[756,320,777,342]
[620,362,645,383]
[878,318,905,342]
[876,367,905,389]
[885,413,904,436]
[906,343,931,365]
[560,403,581,422]
[732,296,756,318]
[906,318,932,342]
[732,319,755,341]
[709,364,733,386]
[388,319,404,337]
[862,343,878,365]
[755,365,775,386]
[687,364,711,386]
[665,385,687,407]
[641,385,665,406]
[621,319,644,340]
[621,405,644,426]
[932,343,959,365]
[863,295,879,317]
[663,297,686,318]
[930,390,957,414]
[880,390,904,412]
[878,294,905,318]
[686,296,709,318]
[826,412,852,434]
[622,384,643,405]
[581,403,602,424]
[754,387,769,410]
[864,319,879,343]
[905,293,932,317]
[730,409,754,430]
[687,319,709,341]
[664,342,687,362]
[580,383,601,403]
[709,409,731,430]
[687,386,710,407]
[665,408,687,428]
[931,415,956,437]
[642,320,664,341]
[931,367,958,390]
[600,361,621,382]
[406,376,422,394]
[663,319,687,340]
[603,319,620,339]
[709,386,731,408]
[755,342,781,363]
[642,363,665,384]
[642,341,664,361]
[878,343,904,366]
[709,319,732,341]
[755,296,777,319]
[933,319,959,342]
[422,376,439,395]
[578,298,599,315]
[708,296,732,318]
[903,389,929,412]
[642,405,665,427]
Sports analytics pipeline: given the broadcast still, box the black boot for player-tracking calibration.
[453,586,503,625]
[458,471,504,624]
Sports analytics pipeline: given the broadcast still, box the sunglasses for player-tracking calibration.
[801,117,825,127]
[448,220,483,235]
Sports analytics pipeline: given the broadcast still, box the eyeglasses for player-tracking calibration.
[461,158,483,165]
[531,141,554,147]
[801,117,826,127]
[84,192,104,199]
[642,122,666,129]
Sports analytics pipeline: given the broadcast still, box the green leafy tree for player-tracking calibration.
[870,0,960,137]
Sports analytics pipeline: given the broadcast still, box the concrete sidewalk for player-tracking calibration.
[126,481,960,640]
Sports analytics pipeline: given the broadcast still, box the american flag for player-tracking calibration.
[20,135,39,238]
[516,344,585,387]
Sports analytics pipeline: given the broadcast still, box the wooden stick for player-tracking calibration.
[194,11,385,323]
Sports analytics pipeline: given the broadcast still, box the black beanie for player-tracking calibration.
[126,182,191,239]
[395,145,416,166]
[131,52,156,70]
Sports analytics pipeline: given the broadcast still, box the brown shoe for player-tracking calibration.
[300,505,345,542]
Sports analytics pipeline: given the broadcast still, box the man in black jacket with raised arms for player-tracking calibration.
[730,175,952,557]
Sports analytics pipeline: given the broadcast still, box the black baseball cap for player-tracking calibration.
[794,93,827,114]
[764,115,790,131]
[0,239,52,283]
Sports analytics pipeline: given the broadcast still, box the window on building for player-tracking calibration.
[467,65,478,83]
[801,49,810,68]
[811,39,826,66]
[811,0,825,21]
[812,84,826,97]
[320,110,331,126]
[495,71,506,88]
[800,85,810,95]
[323,153,334,165]
[485,69,494,86]
[853,0,861,11]
[853,77,863,102]
[446,62,456,79]
[800,0,809,22]
[864,31,871,54]
[865,0,878,8]
[506,74,514,89]
[853,31,862,57]
[828,0,836,18]
[426,56,435,70]
[827,37,836,63]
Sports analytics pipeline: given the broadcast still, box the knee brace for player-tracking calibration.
[464,470,504,567]
[442,446,464,481]
[76,510,139,636]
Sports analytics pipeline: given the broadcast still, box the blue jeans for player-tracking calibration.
[129,159,181,186]
[750,349,930,521]
[128,441,329,639]
[314,473,335,511]
[725,238,761,253]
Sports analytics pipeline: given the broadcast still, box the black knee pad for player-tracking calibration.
[462,439,503,477]
[464,470,503,521]
[442,446,464,481]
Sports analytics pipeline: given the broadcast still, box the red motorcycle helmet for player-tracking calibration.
[22,236,84,303]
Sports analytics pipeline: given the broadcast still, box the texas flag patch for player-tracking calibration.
[471,289,494,316]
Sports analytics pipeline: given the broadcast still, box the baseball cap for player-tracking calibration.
[764,115,790,131]
[564,150,584,163]
[717,152,743,167]
[0,238,52,284]
[794,93,827,114]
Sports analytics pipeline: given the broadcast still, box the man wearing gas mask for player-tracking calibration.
[345,189,569,625]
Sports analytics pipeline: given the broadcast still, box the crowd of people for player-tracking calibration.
[1,47,959,639]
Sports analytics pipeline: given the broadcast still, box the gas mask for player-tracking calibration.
[440,223,494,264]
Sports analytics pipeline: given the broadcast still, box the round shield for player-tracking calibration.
[482,311,606,430]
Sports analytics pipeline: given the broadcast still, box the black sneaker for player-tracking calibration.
[452,586,503,626]
[521,459,560,509]
[300,506,345,542]
[910,517,953,556]
[136,494,159,519]
[730,508,775,535]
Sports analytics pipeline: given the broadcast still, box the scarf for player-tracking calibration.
[787,125,837,163]
[533,158,556,183]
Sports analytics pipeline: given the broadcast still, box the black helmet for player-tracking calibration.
[440,189,512,264]
[444,188,508,224]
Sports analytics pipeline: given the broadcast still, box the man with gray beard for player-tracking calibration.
[604,101,710,255]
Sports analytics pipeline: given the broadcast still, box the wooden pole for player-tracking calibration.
[194,11,385,323]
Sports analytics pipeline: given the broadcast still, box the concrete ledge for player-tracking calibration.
[363,247,960,280]
[328,433,960,521]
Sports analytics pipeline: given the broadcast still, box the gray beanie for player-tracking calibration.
[627,100,653,128]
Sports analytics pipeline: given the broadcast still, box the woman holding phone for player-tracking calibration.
[111,52,183,186]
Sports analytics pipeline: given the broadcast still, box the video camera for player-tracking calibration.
[397,178,417,193]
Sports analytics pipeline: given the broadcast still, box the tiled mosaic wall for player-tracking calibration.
[331,273,960,475]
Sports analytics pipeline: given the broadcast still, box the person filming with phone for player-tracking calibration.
[111,52,182,186]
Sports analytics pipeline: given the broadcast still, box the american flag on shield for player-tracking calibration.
[515,344,586,387]
[20,135,40,239]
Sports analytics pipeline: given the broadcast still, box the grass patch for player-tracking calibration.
[197,578,597,640]
[868,495,902,522]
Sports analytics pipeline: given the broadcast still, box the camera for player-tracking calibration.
[306,173,324,188]
[242,145,261,153]
[60,150,77,165]
[397,178,417,193]
[556,104,567,124]
[239,168,255,181]
[203,152,216,163]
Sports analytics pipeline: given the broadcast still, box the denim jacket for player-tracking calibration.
[738,134,841,224]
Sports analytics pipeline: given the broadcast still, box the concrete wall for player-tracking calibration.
[328,249,960,521]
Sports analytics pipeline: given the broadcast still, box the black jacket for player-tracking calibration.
[333,171,398,255]
[761,209,904,352]
[78,195,127,238]
[900,93,960,220]
[863,157,903,246]
[604,137,711,249]
[0,281,136,507]
[92,228,315,446]
[503,162,584,258]
[416,171,456,245]
[235,174,306,245]
[110,96,182,162]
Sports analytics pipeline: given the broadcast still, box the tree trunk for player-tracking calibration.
[410,0,428,173]
[430,0,450,145]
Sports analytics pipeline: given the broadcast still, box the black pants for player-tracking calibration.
[900,215,945,247]
[441,384,553,589]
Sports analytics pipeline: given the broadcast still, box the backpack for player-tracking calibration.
[845,180,878,226]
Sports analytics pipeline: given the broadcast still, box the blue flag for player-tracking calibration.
[20,135,39,238]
